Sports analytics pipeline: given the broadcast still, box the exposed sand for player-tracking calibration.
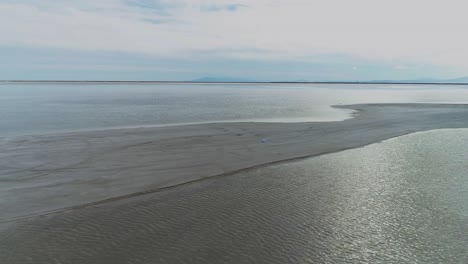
[2,103,468,222]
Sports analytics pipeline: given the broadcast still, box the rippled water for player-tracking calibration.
[2,83,468,137]
[1,129,467,263]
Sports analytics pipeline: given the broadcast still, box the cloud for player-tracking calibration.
[122,0,182,15]
[395,65,410,70]
[1,0,468,77]
[200,4,247,12]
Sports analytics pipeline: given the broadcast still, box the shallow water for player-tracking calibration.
[1,129,467,263]
[2,83,468,137]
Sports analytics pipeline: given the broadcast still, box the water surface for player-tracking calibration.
[2,83,468,137]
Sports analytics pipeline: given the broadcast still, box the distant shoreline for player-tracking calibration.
[1,80,468,85]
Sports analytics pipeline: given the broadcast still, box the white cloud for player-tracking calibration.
[1,0,468,72]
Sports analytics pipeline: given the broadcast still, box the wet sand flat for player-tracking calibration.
[2,104,468,222]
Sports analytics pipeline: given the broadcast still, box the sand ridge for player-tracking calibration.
[1,103,468,222]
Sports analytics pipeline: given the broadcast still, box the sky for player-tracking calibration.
[1,0,468,81]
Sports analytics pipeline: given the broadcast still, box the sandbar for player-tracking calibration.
[1,103,468,222]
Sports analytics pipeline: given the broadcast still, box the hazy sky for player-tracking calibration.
[1,0,468,81]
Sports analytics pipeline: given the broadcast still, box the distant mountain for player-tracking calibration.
[449,76,468,83]
[372,76,468,84]
[193,76,468,84]
[192,77,256,82]
[408,76,468,83]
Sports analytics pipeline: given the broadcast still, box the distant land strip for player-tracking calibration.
[1,80,468,85]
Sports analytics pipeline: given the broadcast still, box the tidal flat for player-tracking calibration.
[2,103,468,222]
[1,127,467,263]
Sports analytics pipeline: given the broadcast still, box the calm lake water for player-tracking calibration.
[2,129,466,263]
[2,83,468,137]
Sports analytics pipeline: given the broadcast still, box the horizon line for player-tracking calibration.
[1,80,468,85]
